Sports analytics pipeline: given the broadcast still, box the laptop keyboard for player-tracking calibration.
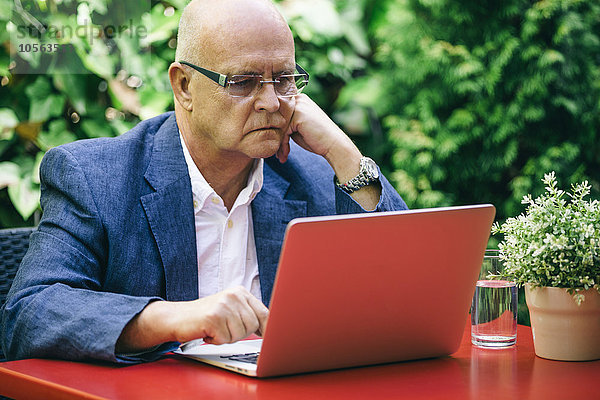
[220,352,260,364]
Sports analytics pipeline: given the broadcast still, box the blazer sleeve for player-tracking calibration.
[0,146,176,363]
[334,165,409,214]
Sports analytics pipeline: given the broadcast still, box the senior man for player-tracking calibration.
[1,0,407,363]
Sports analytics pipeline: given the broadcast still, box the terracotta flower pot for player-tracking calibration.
[525,283,600,361]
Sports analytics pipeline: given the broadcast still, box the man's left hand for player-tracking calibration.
[276,94,360,167]
[275,94,381,210]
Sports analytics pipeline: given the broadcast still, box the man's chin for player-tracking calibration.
[244,135,283,159]
[240,145,276,161]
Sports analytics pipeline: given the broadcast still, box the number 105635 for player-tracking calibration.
[18,43,60,53]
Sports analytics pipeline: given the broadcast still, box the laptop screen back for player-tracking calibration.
[256,204,495,377]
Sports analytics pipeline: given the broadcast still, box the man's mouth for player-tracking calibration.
[249,126,279,133]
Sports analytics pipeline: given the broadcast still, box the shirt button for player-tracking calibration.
[211,197,220,204]
[193,200,199,209]
[227,220,234,228]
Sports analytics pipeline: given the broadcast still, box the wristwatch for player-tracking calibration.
[335,157,380,194]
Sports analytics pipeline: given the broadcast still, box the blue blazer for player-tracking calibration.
[1,112,407,362]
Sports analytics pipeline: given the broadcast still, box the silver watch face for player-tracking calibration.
[363,157,379,179]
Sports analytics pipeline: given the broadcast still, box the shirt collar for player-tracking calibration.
[179,131,264,210]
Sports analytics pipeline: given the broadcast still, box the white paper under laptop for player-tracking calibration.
[175,204,496,377]
[177,338,262,375]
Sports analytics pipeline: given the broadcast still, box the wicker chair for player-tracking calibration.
[0,227,35,362]
[0,227,35,308]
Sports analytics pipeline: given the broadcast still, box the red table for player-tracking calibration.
[0,324,598,399]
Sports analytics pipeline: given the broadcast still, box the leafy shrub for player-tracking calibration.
[340,0,600,221]
[493,172,600,304]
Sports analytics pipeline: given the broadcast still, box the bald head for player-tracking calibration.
[175,0,293,67]
[169,0,298,167]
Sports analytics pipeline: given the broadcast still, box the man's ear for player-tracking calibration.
[169,62,194,111]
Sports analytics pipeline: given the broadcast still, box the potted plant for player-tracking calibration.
[492,172,600,361]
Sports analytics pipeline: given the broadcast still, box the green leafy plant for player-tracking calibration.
[339,0,600,221]
[492,172,600,305]
[0,0,180,226]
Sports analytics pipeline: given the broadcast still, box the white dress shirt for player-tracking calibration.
[179,133,263,301]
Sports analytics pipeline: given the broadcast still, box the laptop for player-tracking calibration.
[175,204,496,377]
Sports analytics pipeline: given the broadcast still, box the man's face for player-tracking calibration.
[187,15,296,162]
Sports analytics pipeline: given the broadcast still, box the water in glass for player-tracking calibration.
[471,279,517,347]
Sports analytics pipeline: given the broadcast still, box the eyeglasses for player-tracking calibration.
[179,61,309,98]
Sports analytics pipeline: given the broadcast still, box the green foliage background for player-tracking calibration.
[0,0,599,233]
[365,0,600,222]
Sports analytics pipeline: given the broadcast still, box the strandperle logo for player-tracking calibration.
[9,1,151,75]
[14,18,148,44]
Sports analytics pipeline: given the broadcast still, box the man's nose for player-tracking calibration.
[254,81,280,112]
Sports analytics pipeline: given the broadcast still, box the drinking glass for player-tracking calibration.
[471,250,517,347]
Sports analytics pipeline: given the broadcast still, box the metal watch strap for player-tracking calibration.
[334,157,380,194]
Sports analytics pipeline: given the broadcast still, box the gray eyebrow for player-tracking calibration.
[230,71,295,77]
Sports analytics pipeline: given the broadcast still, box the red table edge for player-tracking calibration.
[0,366,105,400]
[0,323,534,399]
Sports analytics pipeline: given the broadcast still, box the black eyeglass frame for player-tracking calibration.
[179,60,309,97]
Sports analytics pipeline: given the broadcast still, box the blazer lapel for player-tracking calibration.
[252,158,306,305]
[141,114,198,301]
[139,119,306,304]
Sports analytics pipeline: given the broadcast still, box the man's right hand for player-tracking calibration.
[116,286,269,353]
